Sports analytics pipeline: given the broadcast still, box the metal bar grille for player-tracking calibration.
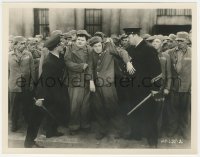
[84,9,102,35]
[34,8,49,38]
[157,9,191,16]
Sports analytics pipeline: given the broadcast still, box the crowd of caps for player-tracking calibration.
[8,28,191,148]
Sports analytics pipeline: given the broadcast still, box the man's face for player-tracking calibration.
[60,37,66,45]
[128,34,137,46]
[72,34,77,41]
[55,44,64,54]
[66,38,72,45]
[28,44,36,52]
[152,39,162,50]
[93,42,103,54]
[177,40,187,49]
[76,36,87,47]
[121,37,129,47]
[17,41,26,52]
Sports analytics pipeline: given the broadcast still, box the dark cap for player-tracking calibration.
[123,28,141,35]
[88,36,102,46]
[119,34,128,40]
[51,30,63,37]
[44,34,61,51]
[94,32,106,39]
[77,30,91,39]
[63,32,72,39]
[176,32,189,41]
[68,30,77,36]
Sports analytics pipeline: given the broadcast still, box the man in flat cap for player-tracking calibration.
[64,30,93,135]
[120,34,130,50]
[88,36,134,140]
[123,27,162,147]
[24,34,70,148]
[165,31,191,139]
[94,32,106,39]
[38,30,63,78]
[62,32,72,46]
[68,30,77,43]
[9,36,35,132]
[146,35,156,45]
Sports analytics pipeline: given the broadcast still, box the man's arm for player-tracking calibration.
[164,53,172,91]
[106,42,130,64]
[146,48,162,92]
[28,51,36,90]
[64,46,86,72]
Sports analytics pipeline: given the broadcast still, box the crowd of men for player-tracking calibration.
[8,28,191,148]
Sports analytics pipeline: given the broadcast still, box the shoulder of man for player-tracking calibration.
[165,47,177,55]
[162,51,170,58]
[142,41,157,55]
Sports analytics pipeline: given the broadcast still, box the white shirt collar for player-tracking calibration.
[135,38,143,48]
[50,52,59,58]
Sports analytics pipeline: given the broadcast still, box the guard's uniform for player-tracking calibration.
[24,34,69,147]
[126,39,162,146]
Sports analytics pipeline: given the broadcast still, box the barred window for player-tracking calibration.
[84,9,102,35]
[34,8,49,38]
[157,9,192,16]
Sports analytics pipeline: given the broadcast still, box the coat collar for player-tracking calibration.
[135,39,145,49]
[74,43,87,51]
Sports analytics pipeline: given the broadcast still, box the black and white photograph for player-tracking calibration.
[1,2,198,155]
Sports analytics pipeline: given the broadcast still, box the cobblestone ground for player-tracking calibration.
[8,121,191,149]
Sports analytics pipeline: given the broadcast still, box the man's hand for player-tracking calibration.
[151,90,164,102]
[126,62,135,75]
[164,89,169,95]
[34,98,44,107]
[90,80,96,92]
[83,63,88,71]
[151,90,159,96]
[35,99,43,107]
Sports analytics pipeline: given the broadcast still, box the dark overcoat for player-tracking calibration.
[35,52,70,125]
[126,40,162,144]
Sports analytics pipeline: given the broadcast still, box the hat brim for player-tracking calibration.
[175,38,186,41]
